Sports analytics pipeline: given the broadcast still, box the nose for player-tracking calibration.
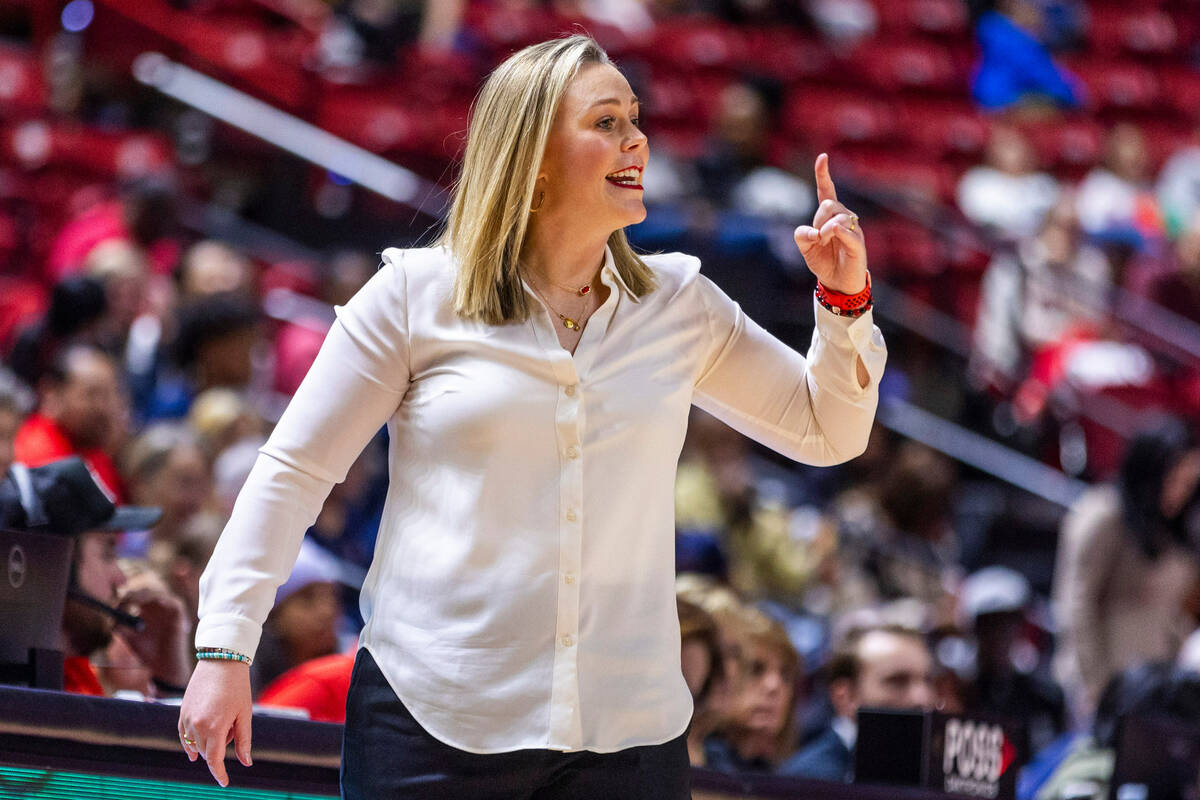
[623,123,647,151]
[907,679,935,710]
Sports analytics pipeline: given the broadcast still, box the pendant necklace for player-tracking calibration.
[528,278,590,331]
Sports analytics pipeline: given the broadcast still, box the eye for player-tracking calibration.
[597,116,641,130]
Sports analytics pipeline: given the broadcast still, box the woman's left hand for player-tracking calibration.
[793,153,867,295]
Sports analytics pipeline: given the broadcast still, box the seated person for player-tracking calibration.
[0,456,190,696]
[780,624,934,781]
[704,606,802,774]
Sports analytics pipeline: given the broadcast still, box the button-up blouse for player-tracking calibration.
[196,244,886,754]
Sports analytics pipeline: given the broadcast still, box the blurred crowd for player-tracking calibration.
[1,0,1199,798]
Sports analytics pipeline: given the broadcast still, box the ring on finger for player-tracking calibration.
[848,214,858,232]
[182,734,197,746]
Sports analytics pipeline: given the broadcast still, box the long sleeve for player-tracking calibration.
[1055,491,1122,705]
[195,254,411,658]
[692,275,885,467]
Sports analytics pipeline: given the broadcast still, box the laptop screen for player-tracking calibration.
[0,528,72,665]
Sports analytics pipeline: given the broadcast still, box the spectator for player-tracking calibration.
[780,624,935,781]
[972,192,1111,389]
[678,597,727,766]
[695,82,814,225]
[186,387,266,464]
[1143,210,1200,328]
[257,649,357,722]
[250,538,346,697]
[0,369,34,479]
[970,0,1083,112]
[0,457,188,697]
[47,174,182,283]
[957,124,1061,242]
[1035,664,1200,800]
[147,510,223,626]
[143,291,263,421]
[1076,124,1165,253]
[831,441,961,617]
[1052,418,1200,721]
[704,607,802,774]
[119,423,214,558]
[84,239,151,356]
[1156,119,1200,238]
[959,566,1066,755]
[175,240,256,303]
[8,276,108,388]
[14,343,128,499]
[675,409,833,602]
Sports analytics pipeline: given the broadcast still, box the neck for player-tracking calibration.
[522,218,611,288]
[734,729,778,762]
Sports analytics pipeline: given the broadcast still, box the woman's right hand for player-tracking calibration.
[178,659,254,787]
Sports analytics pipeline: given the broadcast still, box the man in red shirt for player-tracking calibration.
[14,343,126,499]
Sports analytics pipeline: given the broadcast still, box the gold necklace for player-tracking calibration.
[527,278,592,331]
[541,273,593,297]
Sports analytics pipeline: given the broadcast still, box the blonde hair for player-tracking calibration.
[435,34,657,325]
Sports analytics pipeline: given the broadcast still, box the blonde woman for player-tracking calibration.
[178,34,885,798]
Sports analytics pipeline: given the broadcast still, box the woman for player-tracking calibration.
[178,34,885,798]
[702,607,802,774]
[1052,417,1200,723]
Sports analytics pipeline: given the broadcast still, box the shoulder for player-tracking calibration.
[374,245,456,305]
[779,729,851,778]
[379,245,454,284]
[638,250,706,301]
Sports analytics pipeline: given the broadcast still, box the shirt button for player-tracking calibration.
[566,509,578,522]
[561,634,574,647]
[564,573,576,585]
[566,446,579,460]
[564,384,576,396]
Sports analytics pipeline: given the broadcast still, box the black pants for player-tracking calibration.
[341,648,692,800]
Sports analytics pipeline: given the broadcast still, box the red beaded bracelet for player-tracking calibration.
[815,272,872,318]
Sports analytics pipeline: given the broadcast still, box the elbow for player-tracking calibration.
[822,419,874,466]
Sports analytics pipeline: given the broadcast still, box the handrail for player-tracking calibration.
[878,396,1090,508]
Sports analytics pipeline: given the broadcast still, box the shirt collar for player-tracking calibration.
[600,244,641,304]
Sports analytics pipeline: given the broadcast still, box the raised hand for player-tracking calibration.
[793,153,867,295]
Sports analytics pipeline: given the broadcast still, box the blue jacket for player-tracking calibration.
[777,727,854,782]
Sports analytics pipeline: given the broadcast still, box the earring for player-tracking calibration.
[530,190,545,213]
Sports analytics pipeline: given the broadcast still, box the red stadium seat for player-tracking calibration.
[1069,58,1163,113]
[783,89,897,149]
[1087,7,1182,58]
[0,42,45,119]
[839,151,958,204]
[897,101,991,160]
[741,28,836,84]
[0,121,173,178]
[642,18,748,72]
[1019,116,1105,173]
[1160,68,1200,123]
[314,88,425,153]
[855,40,964,95]
[877,0,971,37]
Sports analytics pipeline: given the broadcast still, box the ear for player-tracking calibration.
[829,677,858,721]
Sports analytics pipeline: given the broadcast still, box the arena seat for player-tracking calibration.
[855,40,964,95]
[0,42,45,119]
[1071,58,1163,113]
[783,89,897,150]
[1087,7,1182,58]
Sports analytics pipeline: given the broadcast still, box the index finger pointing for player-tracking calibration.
[815,152,838,204]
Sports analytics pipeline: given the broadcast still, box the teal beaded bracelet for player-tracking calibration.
[196,647,252,665]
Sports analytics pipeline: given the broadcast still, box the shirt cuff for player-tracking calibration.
[813,295,887,392]
[194,613,263,660]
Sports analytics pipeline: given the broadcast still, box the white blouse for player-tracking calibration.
[196,244,886,753]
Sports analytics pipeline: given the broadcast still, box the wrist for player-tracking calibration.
[816,271,872,318]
